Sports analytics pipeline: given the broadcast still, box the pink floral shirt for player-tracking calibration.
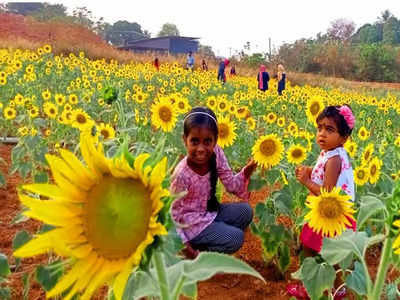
[170,145,250,243]
[310,146,355,201]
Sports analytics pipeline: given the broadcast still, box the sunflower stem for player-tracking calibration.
[171,275,186,300]
[153,251,171,300]
[370,236,393,299]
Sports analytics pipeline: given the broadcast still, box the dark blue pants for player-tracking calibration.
[190,203,253,254]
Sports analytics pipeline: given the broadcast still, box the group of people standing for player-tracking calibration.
[257,63,286,95]
[155,53,286,94]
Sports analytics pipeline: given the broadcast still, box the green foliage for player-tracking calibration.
[357,43,399,82]
[122,252,264,300]
[105,21,150,46]
[292,257,336,300]
[157,23,180,37]
[0,254,11,300]
[102,86,118,104]
[36,261,64,291]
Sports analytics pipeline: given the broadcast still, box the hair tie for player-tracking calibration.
[183,112,217,125]
[337,106,355,129]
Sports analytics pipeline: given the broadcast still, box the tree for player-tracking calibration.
[157,23,179,37]
[379,10,393,23]
[30,3,68,22]
[382,16,400,45]
[327,18,355,42]
[72,6,95,29]
[105,20,150,46]
[5,2,44,15]
[198,44,215,57]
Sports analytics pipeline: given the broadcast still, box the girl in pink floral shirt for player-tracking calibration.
[170,107,257,256]
[288,105,356,299]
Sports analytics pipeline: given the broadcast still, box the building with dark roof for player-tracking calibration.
[118,36,199,54]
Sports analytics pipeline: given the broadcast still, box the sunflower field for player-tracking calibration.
[1,45,400,299]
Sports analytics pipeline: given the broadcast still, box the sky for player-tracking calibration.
[29,0,400,56]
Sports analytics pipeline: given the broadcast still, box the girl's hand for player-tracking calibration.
[243,159,257,180]
[295,165,311,185]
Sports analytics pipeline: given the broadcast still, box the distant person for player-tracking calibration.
[202,59,208,71]
[187,51,195,71]
[154,57,160,71]
[217,58,229,83]
[230,65,236,76]
[257,65,270,91]
[277,64,286,95]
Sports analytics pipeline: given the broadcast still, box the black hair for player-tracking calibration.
[183,107,220,212]
[316,105,353,137]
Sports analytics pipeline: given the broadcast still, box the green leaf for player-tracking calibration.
[346,261,367,295]
[386,282,399,300]
[0,287,11,299]
[12,230,31,251]
[321,230,385,265]
[181,282,197,299]
[182,252,264,283]
[0,254,10,277]
[297,258,336,300]
[36,261,64,291]
[33,172,48,183]
[357,195,386,228]
[338,253,353,272]
[248,176,267,191]
[122,271,158,300]
[321,231,368,263]
[277,244,290,273]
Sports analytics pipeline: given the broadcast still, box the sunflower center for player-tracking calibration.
[219,103,226,110]
[218,123,229,139]
[310,102,320,115]
[318,197,343,219]
[77,114,87,124]
[159,106,172,122]
[357,170,365,179]
[260,139,276,156]
[101,129,109,139]
[85,175,152,259]
[178,102,185,109]
[292,149,303,158]
[370,165,377,175]
[360,130,365,137]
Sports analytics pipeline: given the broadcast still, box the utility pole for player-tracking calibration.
[268,38,272,60]
[229,47,232,57]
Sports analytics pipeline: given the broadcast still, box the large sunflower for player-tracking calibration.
[97,123,115,140]
[306,96,324,125]
[151,100,177,132]
[14,132,168,300]
[287,144,307,164]
[361,143,374,165]
[368,156,382,184]
[252,134,284,168]
[358,126,369,141]
[344,140,357,158]
[217,115,237,148]
[354,166,369,186]
[305,187,355,237]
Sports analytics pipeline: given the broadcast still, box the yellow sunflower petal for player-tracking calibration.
[14,231,54,257]
[47,252,98,298]
[149,157,167,189]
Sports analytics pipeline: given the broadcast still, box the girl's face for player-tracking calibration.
[316,117,347,151]
[183,127,217,167]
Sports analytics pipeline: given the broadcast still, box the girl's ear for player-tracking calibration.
[182,134,187,147]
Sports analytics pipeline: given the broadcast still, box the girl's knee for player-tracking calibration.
[227,229,244,254]
[242,203,253,224]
